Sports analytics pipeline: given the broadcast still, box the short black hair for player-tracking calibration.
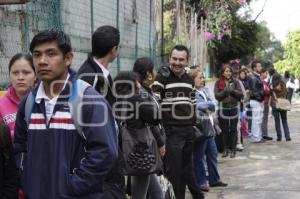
[170,45,189,60]
[268,67,276,76]
[29,29,72,56]
[92,25,120,58]
[114,71,140,96]
[9,53,34,72]
[251,60,261,70]
[284,71,290,79]
[133,57,154,82]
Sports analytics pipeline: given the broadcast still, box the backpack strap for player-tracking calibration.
[25,92,35,128]
[68,79,91,141]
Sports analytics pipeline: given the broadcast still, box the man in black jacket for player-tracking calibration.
[152,45,204,199]
[249,60,265,143]
[77,26,125,199]
[0,123,18,199]
[77,25,119,106]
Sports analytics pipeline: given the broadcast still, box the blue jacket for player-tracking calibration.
[195,88,215,116]
[195,88,216,137]
[14,70,118,199]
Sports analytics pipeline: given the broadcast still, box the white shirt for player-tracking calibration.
[35,74,70,123]
[93,57,110,78]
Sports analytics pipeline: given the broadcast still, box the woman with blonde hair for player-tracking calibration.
[192,70,227,191]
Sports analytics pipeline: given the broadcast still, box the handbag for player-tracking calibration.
[121,125,162,176]
[273,92,291,111]
[196,114,216,138]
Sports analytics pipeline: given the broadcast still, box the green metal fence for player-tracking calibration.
[0,0,163,86]
[0,0,63,85]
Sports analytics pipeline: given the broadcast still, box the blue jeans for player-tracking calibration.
[194,137,220,186]
[272,109,291,140]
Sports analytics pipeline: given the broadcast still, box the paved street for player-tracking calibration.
[187,97,300,199]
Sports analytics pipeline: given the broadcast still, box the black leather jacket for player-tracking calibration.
[249,72,265,102]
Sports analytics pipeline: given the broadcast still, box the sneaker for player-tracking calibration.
[236,144,244,151]
[286,138,292,141]
[262,136,273,140]
[277,138,282,141]
[210,181,228,187]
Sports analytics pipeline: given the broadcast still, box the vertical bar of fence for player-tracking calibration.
[161,0,164,64]
[90,0,94,34]
[57,0,63,30]
[116,0,120,72]
[22,3,30,52]
[149,0,152,59]
[135,23,138,60]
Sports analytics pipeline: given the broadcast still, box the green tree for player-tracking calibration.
[211,15,259,65]
[274,30,300,77]
[254,22,284,63]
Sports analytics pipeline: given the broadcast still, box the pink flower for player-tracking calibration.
[223,24,228,32]
[203,31,213,40]
[240,0,247,7]
[217,32,223,41]
[235,59,240,64]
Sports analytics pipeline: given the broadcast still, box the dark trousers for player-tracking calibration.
[262,104,269,137]
[272,109,291,140]
[218,108,239,151]
[194,137,220,186]
[164,126,204,199]
[287,88,294,103]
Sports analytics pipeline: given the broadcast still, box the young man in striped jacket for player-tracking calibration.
[152,45,204,199]
[14,30,118,199]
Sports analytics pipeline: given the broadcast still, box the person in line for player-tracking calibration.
[133,57,165,199]
[234,67,247,152]
[14,29,118,199]
[114,71,161,199]
[270,74,292,141]
[192,70,228,192]
[77,25,126,199]
[238,68,250,142]
[152,45,204,199]
[248,61,265,143]
[283,71,294,103]
[261,68,272,141]
[0,53,36,140]
[0,122,18,199]
[78,25,119,106]
[0,53,36,199]
[214,64,243,158]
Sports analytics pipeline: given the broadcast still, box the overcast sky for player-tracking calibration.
[246,0,300,42]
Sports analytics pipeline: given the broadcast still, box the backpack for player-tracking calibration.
[0,123,11,166]
[24,79,91,140]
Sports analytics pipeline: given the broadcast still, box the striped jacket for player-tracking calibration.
[14,71,118,199]
[152,67,196,126]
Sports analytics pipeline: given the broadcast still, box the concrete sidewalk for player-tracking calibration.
[187,100,300,199]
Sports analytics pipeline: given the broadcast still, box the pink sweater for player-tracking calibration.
[0,86,20,141]
[0,86,25,199]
